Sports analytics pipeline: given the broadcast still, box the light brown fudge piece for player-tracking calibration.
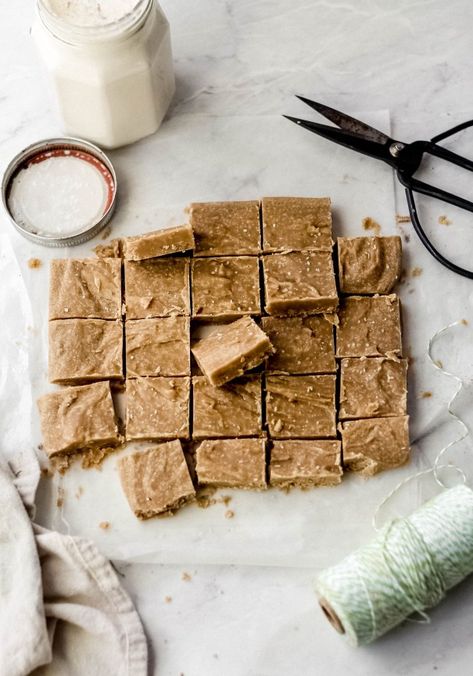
[340,416,410,476]
[338,236,402,294]
[263,251,338,315]
[192,375,262,439]
[262,196,333,253]
[94,239,122,259]
[49,319,123,384]
[190,200,261,256]
[339,357,407,420]
[270,440,342,488]
[191,256,261,319]
[125,258,190,319]
[118,440,195,519]
[196,438,266,489]
[123,224,195,261]
[191,317,273,386]
[266,374,336,439]
[336,295,402,358]
[262,316,335,374]
[49,258,122,320]
[126,377,190,440]
[125,317,190,377]
[37,381,119,457]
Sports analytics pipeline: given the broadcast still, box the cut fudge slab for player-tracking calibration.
[263,251,338,315]
[262,196,333,252]
[336,295,402,358]
[126,377,190,440]
[262,316,335,374]
[123,224,195,261]
[126,317,190,377]
[338,236,402,294]
[49,319,123,384]
[125,258,190,319]
[341,416,410,476]
[37,381,119,457]
[270,440,342,488]
[49,258,122,320]
[266,375,336,439]
[190,200,261,256]
[192,375,262,438]
[339,357,407,420]
[192,317,273,386]
[118,440,195,519]
[196,438,266,489]
[191,256,261,319]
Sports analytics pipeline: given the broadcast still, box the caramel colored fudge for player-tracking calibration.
[339,357,407,420]
[196,438,266,489]
[49,258,122,320]
[341,416,410,476]
[126,377,190,440]
[118,440,195,519]
[192,317,273,386]
[336,295,402,358]
[338,236,402,294]
[49,319,123,384]
[125,258,190,319]
[123,224,195,261]
[94,239,122,259]
[263,251,338,315]
[191,256,261,319]
[269,440,342,488]
[192,375,262,438]
[262,316,335,374]
[126,317,190,377]
[266,375,336,438]
[37,381,119,457]
[262,196,332,253]
[190,200,261,256]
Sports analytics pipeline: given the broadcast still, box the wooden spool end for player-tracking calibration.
[319,598,345,635]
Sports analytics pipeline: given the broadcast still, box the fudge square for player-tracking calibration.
[338,236,402,294]
[191,256,261,319]
[49,258,122,320]
[262,316,335,374]
[339,357,408,420]
[191,316,273,387]
[262,197,333,253]
[269,440,342,488]
[266,375,336,439]
[37,381,120,457]
[125,317,190,377]
[336,295,402,358]
[189,200,261,256]
[49,319,123,384]
[263,251,338,315]
[192,375,262,439]
[124,258,190,319]
[340,416,410,476]
[123,223,195,261]
[126,377,190,440]
[196,438,266,489]
[118,440,196,519]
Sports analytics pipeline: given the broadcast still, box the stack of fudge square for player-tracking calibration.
[38,197,409,520]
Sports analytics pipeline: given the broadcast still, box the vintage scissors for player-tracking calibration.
[285,97,473,279]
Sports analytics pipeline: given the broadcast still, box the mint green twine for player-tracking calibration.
[315,485,473,646]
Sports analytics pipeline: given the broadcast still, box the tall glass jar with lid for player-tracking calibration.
[32,0,175,148]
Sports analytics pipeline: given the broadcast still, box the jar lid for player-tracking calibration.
[2,137,117,247]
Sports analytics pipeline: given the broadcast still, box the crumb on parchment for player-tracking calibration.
[419,391,433,399]
[411,267,423,277]
[28,258,42,269]
[396,214,411,224]
[438,215,452,225]
[181,572,192,582]
[164,596,173,604]
[99,521,111,530]
[225,510,235,519]
[362,216,381,235]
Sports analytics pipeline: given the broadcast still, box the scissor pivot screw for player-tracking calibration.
[389,142,405,157]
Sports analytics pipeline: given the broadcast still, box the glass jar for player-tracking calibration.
[32,0,175,148]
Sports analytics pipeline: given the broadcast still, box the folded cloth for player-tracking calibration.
[0,454,148,676]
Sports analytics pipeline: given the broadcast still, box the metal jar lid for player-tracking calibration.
[2,137,117,247]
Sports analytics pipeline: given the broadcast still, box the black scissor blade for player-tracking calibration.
[295,96,390,145]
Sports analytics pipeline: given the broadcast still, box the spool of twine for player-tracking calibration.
[316,485,473,646]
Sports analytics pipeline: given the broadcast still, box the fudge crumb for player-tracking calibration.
[81,445,118,470]
[396,214,411,224]
[411,267,423,277]
[420,391,433,399]
[225,510,235,519]
[99,521,111,530]
[196,486,217,509]
[181,572,192,582]
[461,318,469,326]
[75,485,84,499]
[41,467,53,479]
[221,495,232,507]
[101,225,112,240]
[56,487,65,508]
[438,215,452,226]
[51,454,73,475]
[164,596,173,604]
[28,257,42,269]
[362,216,381,235]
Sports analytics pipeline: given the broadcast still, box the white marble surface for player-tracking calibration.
[2,1,473,674]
